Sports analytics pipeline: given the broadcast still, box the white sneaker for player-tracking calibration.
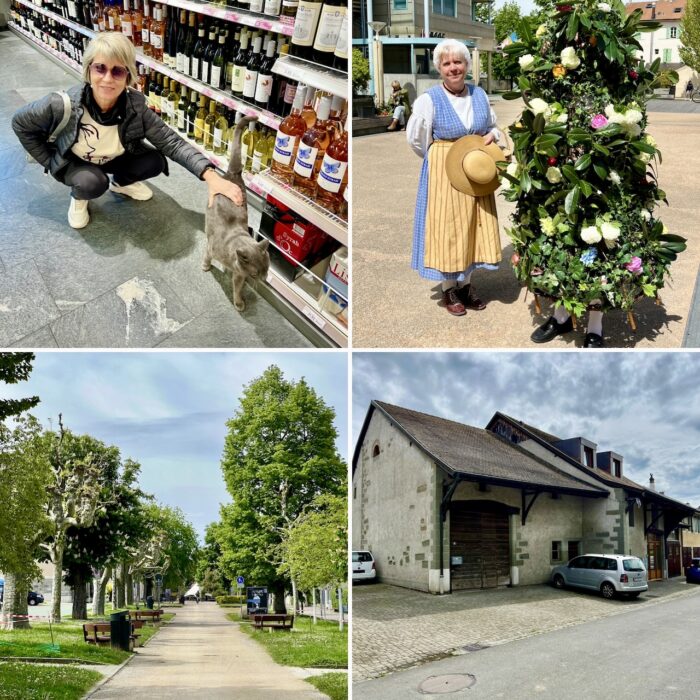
[110,180,153,201]
[68,197,89,229]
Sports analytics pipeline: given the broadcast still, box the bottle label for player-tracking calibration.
[152,34,162,50]
[211,65,222,88]
[249,0,264,11]
[122,20,133,38]
[232,65,245,93]
[201,61,210,82]
[177,108,185,130]
[313,6,344,53]
[194,117,204,138]
[153,95,161,113]
[317,154,347,193]
[292,2,321,47]
[108,16,116,30]
[191,57,200,79]
[264,0,281,14]
[272,132,297,166]
[226,62,234,86]
[334,12,348,59]
[176,52,184,73]
[252,150,263,173]
[241,143,249,168]
[214,127,224,148]
[67,0,76,17]
[254,74,271,104]
[243,69,258,98]
[293,143,318,179]
[283,82,297,105]
[142,27,148,43]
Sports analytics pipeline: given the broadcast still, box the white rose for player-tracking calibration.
[536,24,547,38]
[645,134,657,147]
[600,222,621,241]
[622,123,642,138]
[604,104,624,123]
[530,98,549,115]
[556,112,569,124]
[624,109,643,124]
[546,167,562,183]
[581,225,602,244]
[641,210,651,221]
[609,171,621,185]
[560,46,581,69]
[506,162,520,177]
[519,54,535,71]
[597,3,611,11]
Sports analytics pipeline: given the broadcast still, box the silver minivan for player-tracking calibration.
[551,554,648,599]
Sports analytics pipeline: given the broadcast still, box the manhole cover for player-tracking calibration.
[418,674,476,694]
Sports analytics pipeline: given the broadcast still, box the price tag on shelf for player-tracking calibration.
[247,175,271,197]
[278,16,295,29]
[254,19,273,30]
[302,306,326,329]
[201,87,214,99]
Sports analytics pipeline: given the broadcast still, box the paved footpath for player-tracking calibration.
[88,603,327,699]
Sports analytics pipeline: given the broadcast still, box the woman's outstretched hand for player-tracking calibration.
[203,169,244,207]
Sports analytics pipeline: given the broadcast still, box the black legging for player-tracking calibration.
[63,150,166,200]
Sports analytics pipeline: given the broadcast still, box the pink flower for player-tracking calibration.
[511,252,520,266]
[590,114,609,129]
[625,257,643,275]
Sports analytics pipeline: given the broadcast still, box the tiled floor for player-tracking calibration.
[0,31,312,348]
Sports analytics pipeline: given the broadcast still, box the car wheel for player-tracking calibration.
[601,582,616,600]
[553,574,565,589]
[28,599,37,606]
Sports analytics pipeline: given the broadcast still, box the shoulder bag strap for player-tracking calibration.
[47,90,72,144]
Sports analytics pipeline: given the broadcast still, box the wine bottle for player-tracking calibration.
[263,0,281,15]
[89,0,101,31]
[241,120,258,171]
[242,36,263,102]
[177,85,189,133]
[150,4,164,62]
[213,103,229,156]
[281,0,298,19]
[120,0,133,43]
[194,95,207,145]
[312,0,344,66]
[191,23,206,80]
[141,0,151,56]
[210,31,227,90]
[271,85,306,182]
[316,116,347,212]
[175,9,188,73]
[131,0,143,47]
[231,31,250,98]
[254,40,276,109]
[249,0,263,12]
[225,30,240,89]
[290,0,321,61]
[168,80,179,127]
[167,5,179,68]
[204,99,218,151]
[292,95,331,195]
[153,73,163,116]
[301,87,317,128]
[161,76,171,124]
[328,93,345,139]
[147,70,158,111]
[107,0,121,31]
[137,64,148,93]
[201,25,218,86]
[251,127,273,173]
[270,44,290,115]
[187,88,198,139]
[182,11,196,76]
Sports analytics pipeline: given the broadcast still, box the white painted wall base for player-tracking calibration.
[429,569,450,594]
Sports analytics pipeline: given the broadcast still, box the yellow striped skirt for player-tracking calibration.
[423,140,502,273]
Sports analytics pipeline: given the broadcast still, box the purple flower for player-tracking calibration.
[580,248,598,266]
[590,114,609,129]
[625,257,643,274]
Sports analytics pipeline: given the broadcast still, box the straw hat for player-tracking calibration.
[445,135,504,196]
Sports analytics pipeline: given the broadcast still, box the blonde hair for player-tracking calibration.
[82,32,138,87]
[433,39,472,74]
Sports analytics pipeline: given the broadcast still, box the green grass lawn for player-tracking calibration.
[232,614,347,669]
[0,613,173,663]
[0,662,101,700]
[306,672,348,700]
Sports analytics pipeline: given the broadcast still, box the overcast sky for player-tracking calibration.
[353,352,700,508]
[3,352,348,541]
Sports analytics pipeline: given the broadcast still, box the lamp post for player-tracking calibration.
[469,37,481,89]
[368,21,387,106]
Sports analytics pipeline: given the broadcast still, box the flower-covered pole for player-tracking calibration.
[500,0,686,320]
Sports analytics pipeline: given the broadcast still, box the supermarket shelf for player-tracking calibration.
[135,51,281,130]
[156,0,295,36]
[248,169,347,246]
[9,23,83,76]
[15,0,94,38]
[271,53,347,97]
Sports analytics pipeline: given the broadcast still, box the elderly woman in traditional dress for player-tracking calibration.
[407,39,503,316]
[12,32,241,230]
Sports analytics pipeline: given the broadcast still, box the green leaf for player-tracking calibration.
[574,153,592,171]
[565,186,580,216]
[593,143,610,156]
[520,170,532,193]
[638,21,662,32]
[502,91,523,100]
[631,140,657,154]
[593,163,608,180]
[567,127,591,145]
[532,113,546,135]
[502,42,529,55]
[534,133,562,152]
[545,190,569,206]
[566,12,579,40]
[579,180,593,198]
[562,164,580,184]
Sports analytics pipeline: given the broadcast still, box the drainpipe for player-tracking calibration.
[439,475,462,594]
[424,0,430,38]
[368,0,375,95]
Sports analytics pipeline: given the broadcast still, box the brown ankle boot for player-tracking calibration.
[457,284,486,310]
[386,119,399,131]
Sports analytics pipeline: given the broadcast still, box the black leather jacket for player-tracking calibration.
[11,83,211,182]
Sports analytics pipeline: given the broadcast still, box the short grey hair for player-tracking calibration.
[433,39,472,73]
[82,32,138,87]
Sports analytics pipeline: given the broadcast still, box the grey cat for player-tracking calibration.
[203,115,270,312]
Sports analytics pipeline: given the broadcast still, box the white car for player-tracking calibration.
[551,554,648,599]
[352,550,376,583]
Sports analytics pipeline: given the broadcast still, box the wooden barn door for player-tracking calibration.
[647,534,663,580]
[667,541,681,577]
[449,501,510,590]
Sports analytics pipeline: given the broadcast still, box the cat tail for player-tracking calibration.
[226,115,257,180]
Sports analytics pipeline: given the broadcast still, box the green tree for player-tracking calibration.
[0,415,51,630]
[492,1,523,82]
[218,366,346,613]
[680,0,700,73]
[352,49,370,94]
[195,521,231,593]
[474,0,494,24]
[0,353,39,420]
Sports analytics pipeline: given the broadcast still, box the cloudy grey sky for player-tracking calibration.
[3,352,348,541]
[353,352,700,507]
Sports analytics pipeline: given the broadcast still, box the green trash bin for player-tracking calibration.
[110,611,131,651]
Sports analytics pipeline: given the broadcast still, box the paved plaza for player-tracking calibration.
[351,579,700,682]
[353,99,700,348]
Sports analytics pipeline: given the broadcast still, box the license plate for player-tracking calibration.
[353,569,363,573]
[633,575,642,581]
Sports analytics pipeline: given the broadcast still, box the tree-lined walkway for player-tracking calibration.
[89,603,326,699]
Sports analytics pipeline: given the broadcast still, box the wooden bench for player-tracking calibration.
[83,622,111,646]
[133,609,162,623]
[252,614,294,630]
[131,619,144,646]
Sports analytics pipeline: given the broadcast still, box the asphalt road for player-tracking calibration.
[353,586,700,699]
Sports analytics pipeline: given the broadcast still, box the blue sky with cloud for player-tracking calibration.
[3,352,348,541]
[353,352,700,508]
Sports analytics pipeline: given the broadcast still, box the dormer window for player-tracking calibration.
[613,458,622,477]
[584,445,595,467]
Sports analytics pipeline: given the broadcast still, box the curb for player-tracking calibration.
[81,653,136,699]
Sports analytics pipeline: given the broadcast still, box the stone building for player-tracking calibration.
[352,401,695,593]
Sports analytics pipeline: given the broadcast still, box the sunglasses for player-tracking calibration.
[90,63,129,80]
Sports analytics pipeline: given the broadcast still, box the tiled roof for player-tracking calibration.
[625,0,686,20]
[373,402,607,496]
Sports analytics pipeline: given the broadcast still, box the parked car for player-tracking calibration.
[686,558,700,584]
[551,554,648,599]
[352,550,376,583]
[27,591,44,606]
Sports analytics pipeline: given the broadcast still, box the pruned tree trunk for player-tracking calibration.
[272,583,286,613]
[126,572,134,605]
[50,538,66,622]
[291,579,298,616]
[71,571,89,620]
[114,562,126,608]
[1,572,30,630]
[312,587,317,624]
[92,567,110,617]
